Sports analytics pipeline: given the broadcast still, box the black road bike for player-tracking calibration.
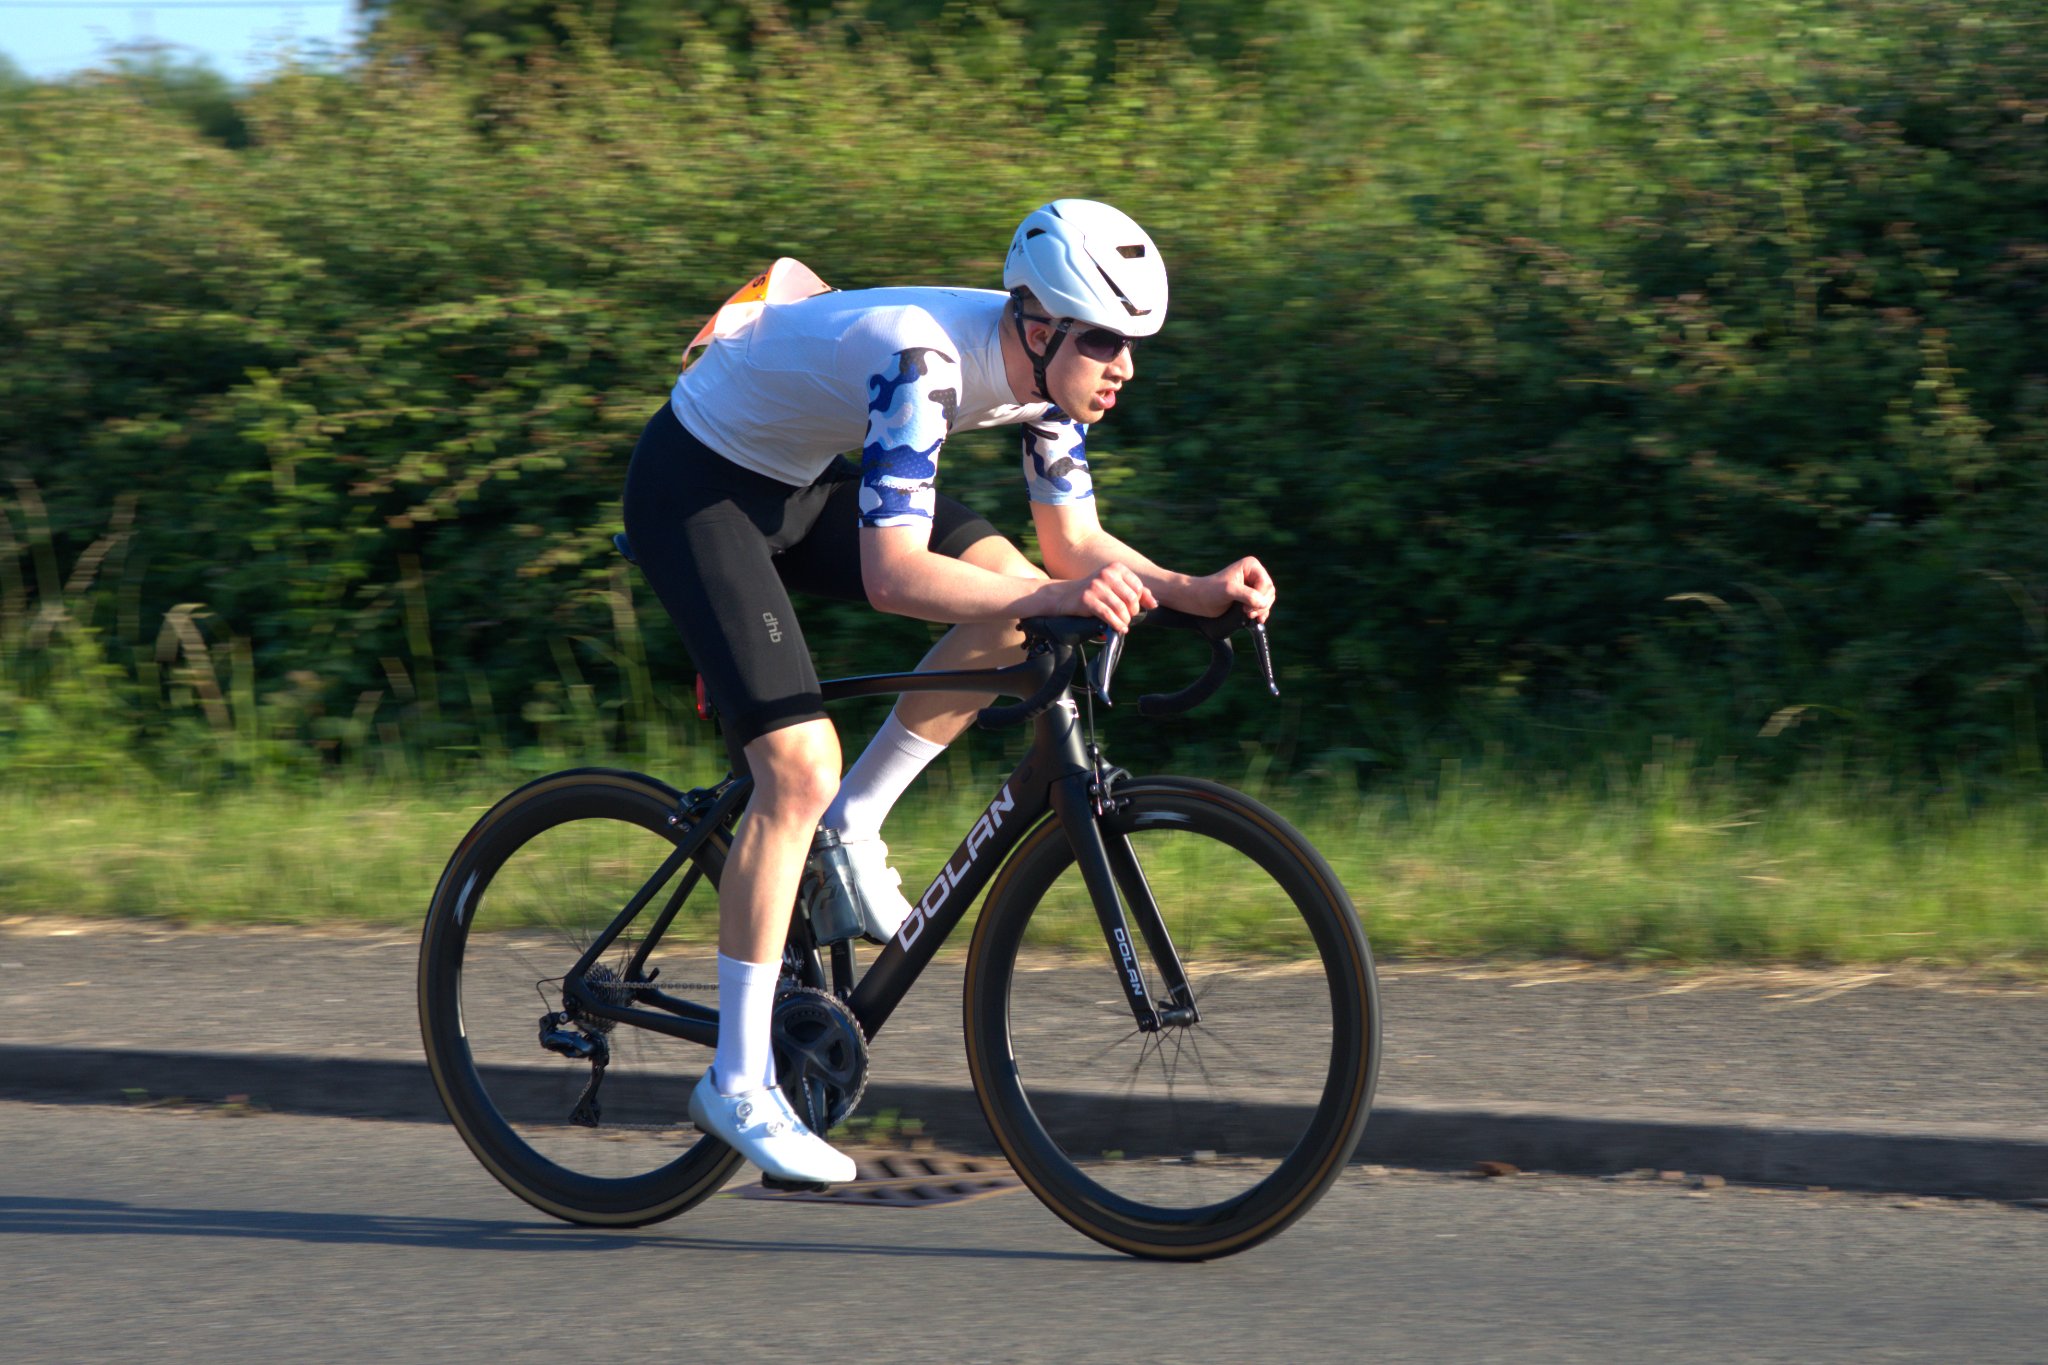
[418,586,1380,1260]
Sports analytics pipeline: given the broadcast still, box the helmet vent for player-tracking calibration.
[1094,263,1153,317]
[1025,228,1048,240]
[1116,245,1146,258]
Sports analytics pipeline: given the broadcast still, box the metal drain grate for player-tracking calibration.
[734,1149,1024,1208]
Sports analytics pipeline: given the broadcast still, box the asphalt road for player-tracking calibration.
[9,919,2048,1125]
[3,1101,2043,1364]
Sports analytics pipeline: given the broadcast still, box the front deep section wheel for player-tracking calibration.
[418,768,744,1226]
[963,776,1380,1260]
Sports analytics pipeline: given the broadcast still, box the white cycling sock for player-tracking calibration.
[713,952,780,1095]
[825,711,948,840]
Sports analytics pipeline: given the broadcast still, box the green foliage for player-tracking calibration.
[0,486,141,783]
[2,0,2045,790]
[98,48,253,147]
[360,0,1256,72]
[0,47,254,145]
[362,0,805,66]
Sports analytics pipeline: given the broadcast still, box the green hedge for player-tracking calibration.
[2,0,2044,786]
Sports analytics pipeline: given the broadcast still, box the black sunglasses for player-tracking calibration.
[1026,314,1137,364]
[1071,324,1137,363]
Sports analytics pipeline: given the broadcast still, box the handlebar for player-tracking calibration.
[1133,605,1278,718]
[971,633,1081,730]
[973,607,1277,730]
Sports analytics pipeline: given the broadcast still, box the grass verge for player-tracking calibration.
[2,764,2042,969]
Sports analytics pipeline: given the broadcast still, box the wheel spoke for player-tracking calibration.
[1072,1022,1149,1071]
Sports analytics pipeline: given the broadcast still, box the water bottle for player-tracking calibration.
[804,827,866,945]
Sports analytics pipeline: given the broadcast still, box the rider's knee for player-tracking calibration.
[744,723,841,821]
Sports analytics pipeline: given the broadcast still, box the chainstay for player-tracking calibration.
[521,980,861,1136]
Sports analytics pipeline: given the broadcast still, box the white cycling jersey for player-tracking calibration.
[671,287,1093,531]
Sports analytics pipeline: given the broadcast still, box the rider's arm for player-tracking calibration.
[860,524,1068,623]
[1032,497,1277,623]
[1018,412,1273,622]
[857,343,1143,625]
[1033,497,1187,599]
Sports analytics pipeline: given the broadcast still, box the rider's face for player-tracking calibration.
[1029,319,1137,424]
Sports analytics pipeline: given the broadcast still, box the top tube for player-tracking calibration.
[817,650,1056,706]
[816,607,1262,722]
[816,614,1109,706]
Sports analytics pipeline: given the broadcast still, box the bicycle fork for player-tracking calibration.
[1048,771,1201,1034]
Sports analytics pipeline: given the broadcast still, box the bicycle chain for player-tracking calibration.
[530,975,842,1136]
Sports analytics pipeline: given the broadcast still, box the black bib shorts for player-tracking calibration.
[622,402,998,748]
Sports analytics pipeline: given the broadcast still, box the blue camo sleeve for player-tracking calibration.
[860,344,962,529]
[1020,409,1093,506]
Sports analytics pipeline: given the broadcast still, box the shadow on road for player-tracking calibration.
[0,1195,1112,1261]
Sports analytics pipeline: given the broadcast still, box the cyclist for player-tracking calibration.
[621,199,1276,1183]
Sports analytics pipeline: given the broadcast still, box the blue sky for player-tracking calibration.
[2,1,360,83]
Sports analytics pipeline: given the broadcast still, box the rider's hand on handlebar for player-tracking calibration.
[1185,556,1276,624]
[1060,563,1156,634]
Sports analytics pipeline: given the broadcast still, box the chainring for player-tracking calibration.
[770,985,870,1136]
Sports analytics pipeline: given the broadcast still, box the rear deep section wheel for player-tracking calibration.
[418,768,744,1226]
[963,777,1379,1260]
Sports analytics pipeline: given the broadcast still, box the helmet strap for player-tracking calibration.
[1009,295,1070,403]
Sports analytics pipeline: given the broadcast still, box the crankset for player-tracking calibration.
[770,985,870,1136]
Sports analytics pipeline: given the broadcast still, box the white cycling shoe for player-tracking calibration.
[839,834,915,943]
[688,1071,857,1185]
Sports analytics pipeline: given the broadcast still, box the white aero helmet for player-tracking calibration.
[1004,199,1168,337]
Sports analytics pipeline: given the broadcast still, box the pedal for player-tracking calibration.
[760,1174,832,1194]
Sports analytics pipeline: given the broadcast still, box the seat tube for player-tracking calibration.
[1048,769,1161,1032]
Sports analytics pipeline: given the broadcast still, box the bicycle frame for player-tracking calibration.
[555,648,1198,1050]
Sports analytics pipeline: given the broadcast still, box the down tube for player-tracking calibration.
[847,755,1057,1040]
